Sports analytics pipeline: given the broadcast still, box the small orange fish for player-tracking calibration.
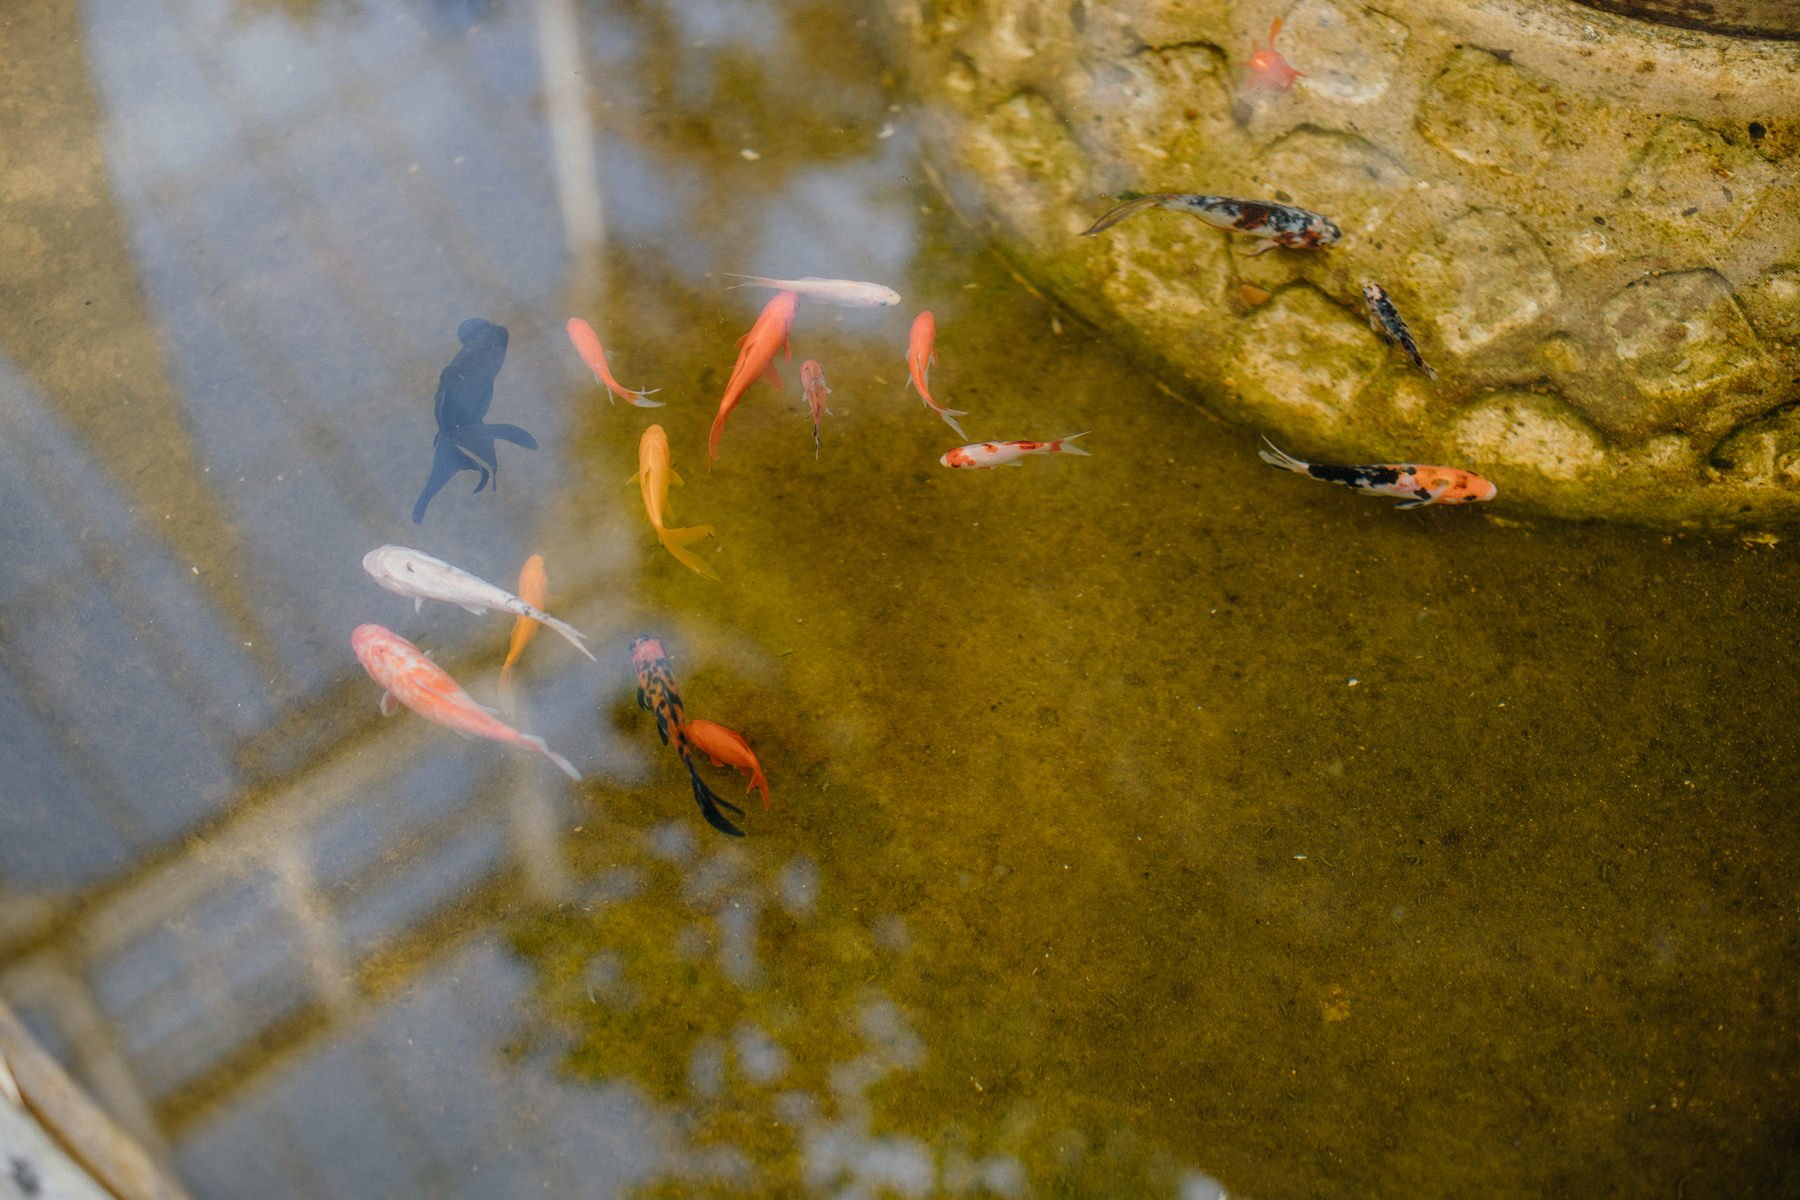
[904,310,968,438]
[633,424,719,581]
[352,623,579,779]
[1258,438,1496,508]
[631,637,745,836]
[684,719,770,809]
[497,553,546,717]
[800,359,833,458]
[566,317,663,407]
[1244,17,1303,92]
[710,290,800,464]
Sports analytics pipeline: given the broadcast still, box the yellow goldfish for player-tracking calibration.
[632,424,719,581]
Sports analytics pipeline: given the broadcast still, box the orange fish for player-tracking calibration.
[631,637,745,836]
[497,553,546,717]
[566,317,663,407]
[800,359,832,459]
[1244,17,1303,92]
[1258,438,1497,508]
[710,290,800,464]
[352,623,580,779]
[683,719,770,809]
[632,424,719,580]
[904,310,968,438]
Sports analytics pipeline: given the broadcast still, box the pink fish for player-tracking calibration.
[351,623,580,779]
[566,317,663,407]
[1244,17,1303,92]
[904,310,968,439]
[800,359,833,458]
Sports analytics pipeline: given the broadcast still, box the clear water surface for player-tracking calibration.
[1,0,1797,1197]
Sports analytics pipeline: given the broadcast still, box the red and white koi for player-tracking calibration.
[352,624,580,779]
[725,274,901,308]
[683,718,770,809]
[1243,17,1303,92]
[631,637,745,836]
[1258,437,1496,509]
[904,310,968,438]
[362,545,595,660]
[1082,192,1341,255]
[566,317,663,407]
[800,359,833,458]
[940,434,1090,469]
[1360,281,1437,380]
[710,290,800,464]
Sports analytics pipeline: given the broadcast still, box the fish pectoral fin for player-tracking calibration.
[625,471,639,487]
[379,691,399,717]
[1244,239,1281,257]
[1395,484,1449,510]
[635,686,649,712]
[759,362,783,390]
[459,604,484,615]
[668,467,684,487]
[482,422,539,450]
[413,597,424,613]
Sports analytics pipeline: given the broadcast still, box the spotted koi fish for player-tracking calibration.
[1258,438,1496,509]
[1082,193,1341,255]
[940,434,1090,469]
[1360,281,1437,380]
[630,637,745,837]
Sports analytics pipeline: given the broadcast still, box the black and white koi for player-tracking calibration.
[1081,192,1341,255]
[1360,281,1436,380]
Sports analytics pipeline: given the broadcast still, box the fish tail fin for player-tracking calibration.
[708,409,729,465]
[937,408,969,440]
[1082,194,1166,236]
[522,734,581,781]
[660,525,721,581]
[539,613,597,661]
[1257,435,1308,474]
[722,273,774,290]
[686,759,745,836]
[627,387,666,408]
[498,664,517,718]
[1053,432,1092,456]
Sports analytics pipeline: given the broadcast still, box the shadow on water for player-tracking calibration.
[0,0,1797,1196]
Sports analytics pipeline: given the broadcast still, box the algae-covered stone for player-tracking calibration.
[889,0,1800,525]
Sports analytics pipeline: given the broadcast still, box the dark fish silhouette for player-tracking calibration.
[412,318,538,523]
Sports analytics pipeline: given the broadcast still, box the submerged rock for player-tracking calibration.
[888,0,1800,525]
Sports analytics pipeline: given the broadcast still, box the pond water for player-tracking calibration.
[2,0,1798,1197]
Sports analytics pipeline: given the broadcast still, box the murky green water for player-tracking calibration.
[2,1,1798,1197]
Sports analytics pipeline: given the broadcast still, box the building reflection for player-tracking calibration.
[0,0,938,1195]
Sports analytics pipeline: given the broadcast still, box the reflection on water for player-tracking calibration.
[1,0,1798,1196]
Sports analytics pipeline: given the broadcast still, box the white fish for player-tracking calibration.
[361,545,596,661]
[724,274,902,307]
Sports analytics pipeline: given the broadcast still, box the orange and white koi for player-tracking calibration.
[710,290,800,464]
[725,274,901,308]
[362,545,594,660]
[566,317,663,407]
[632,424,719,581]
[1244,17,1303,92]
[800,359,833,458]
[498,553,546,718]
[1360,281,1437,380]
[631,637,745,836]
[684,718,770,809]
[1258,437,1496,509]
[351,623,580,779]
[1083,192,1341,254]
[904,310,968,438]
[940,434,1090,469]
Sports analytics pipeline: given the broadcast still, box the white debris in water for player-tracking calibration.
[777,856,819,916]
[733,1022,788,1085]
[740,148,761,160]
